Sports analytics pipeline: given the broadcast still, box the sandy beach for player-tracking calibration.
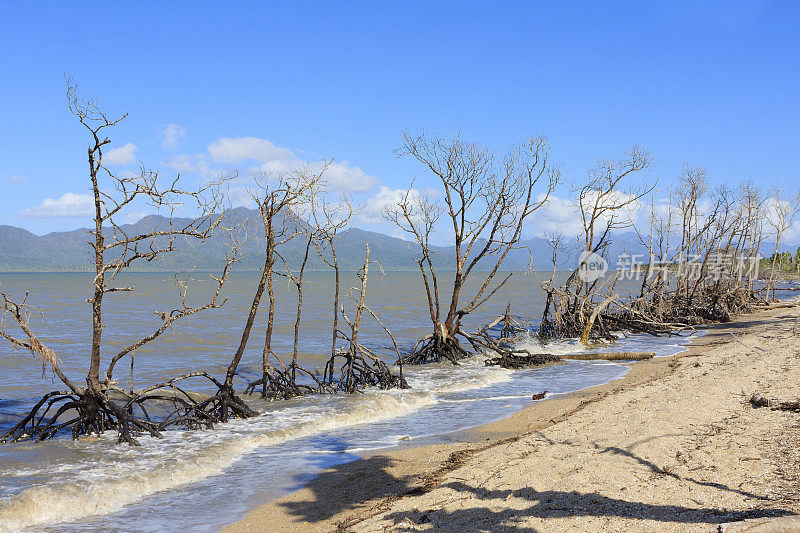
[226,303,800,532]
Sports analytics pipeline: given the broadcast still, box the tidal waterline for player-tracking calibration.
[0,271,696,532]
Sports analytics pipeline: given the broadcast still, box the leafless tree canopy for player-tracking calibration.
[386,131,559,364]
[539,146,654,343]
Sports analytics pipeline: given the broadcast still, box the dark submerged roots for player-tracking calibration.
[325,344,407,394]
[472,315,562,369]
[484,350,561,369]
[245,364,326,401]
[403,307,537,366]
[1,372,257,445]
[402,332,470,365]
[244,344,406,399]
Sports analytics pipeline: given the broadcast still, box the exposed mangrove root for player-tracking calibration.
[624,287,764,328]
[539,284,622,343]
[325,340,407,393]
[485,351,561,369]
[201,385,259,421]
[467,314,561,369]
[490,303,529,339]
[403,306,538,366]
[1,372,257,445]
[2,389,166,445]
[402,330,470,365]
[244,362,327,401]
[540,280,766,346]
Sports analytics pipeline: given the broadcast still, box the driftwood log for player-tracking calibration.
[750,392,800,411]
[565,352,655,361]
[485,351,561,369]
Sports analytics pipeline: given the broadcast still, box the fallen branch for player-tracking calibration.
[566,352,655,361]
[485,351,561,369]
[750,392,800,412]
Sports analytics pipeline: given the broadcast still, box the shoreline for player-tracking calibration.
[225,303,800,532]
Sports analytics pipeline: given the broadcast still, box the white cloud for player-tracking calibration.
[164,154,234,181]
[208,137,294,164]
[635,196,719,236]
[359,186,424,224]
[782,221,800,247]
[161,124,186,150]
[254,159,378,193]
[423,188,441,200]
[526,194,583,237]
[526,192,644,238]
[20,193,94,218]
[321,161,377,193]
[3,174,27,183]
[227,186,256,208]
[168,136,380,195]
[643,197,672,220]
[104,143,137,165]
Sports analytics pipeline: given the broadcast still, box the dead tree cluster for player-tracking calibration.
[538,146,654,344]
[2,88,410,446]
[539,160,795,347]
[232,172,408,401]
[622,177,768,329]
[323,245,408,392]
[232,169,326,402]
[3,89,796,446]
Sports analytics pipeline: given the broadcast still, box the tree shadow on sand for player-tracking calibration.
[276,442,796,531]
[383,484,793,532]
[277,454,420,523]
[598,445,770,501]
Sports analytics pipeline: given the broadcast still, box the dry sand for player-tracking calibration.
[225,304,800,532]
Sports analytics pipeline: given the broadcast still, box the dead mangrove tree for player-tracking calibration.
[1,85,245,444]
[386,131,559,364]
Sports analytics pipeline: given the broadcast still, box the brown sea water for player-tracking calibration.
[0,271,696,532]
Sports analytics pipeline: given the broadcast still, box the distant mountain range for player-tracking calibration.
[0,207,649,272]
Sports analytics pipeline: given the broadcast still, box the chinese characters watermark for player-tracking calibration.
[577,251,761,282]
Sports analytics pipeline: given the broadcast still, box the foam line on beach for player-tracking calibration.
[0,391,435,531]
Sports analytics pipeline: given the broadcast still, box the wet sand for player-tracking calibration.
[225,304,800,532]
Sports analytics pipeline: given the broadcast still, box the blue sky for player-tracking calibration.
[1,1,798,239]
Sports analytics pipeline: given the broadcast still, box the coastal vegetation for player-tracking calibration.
[536,170,797,356]
[1,85,252,444]
[1,86,798,445]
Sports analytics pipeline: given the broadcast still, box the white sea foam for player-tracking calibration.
[406,355,514,393]
[0,390,434,532]
[0,356,523,532]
